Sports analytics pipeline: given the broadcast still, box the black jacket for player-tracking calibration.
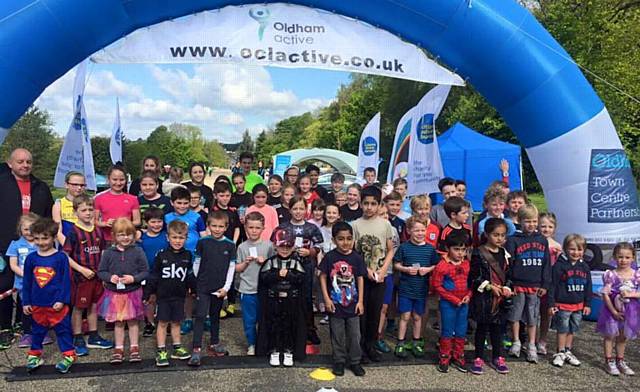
[505,230,551,289]
[469,246,512,324]
[144,248,196,301]
[548,254,592,308]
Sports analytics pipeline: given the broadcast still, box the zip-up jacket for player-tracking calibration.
[548,254,592,309]
[505,230,551,290]
[144,248,196,301]
[97,245,149,293]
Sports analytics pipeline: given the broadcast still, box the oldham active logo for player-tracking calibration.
[416,113,435,144]
[249,6,271,41]
[362,136,378,156]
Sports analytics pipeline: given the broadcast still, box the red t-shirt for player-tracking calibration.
[16,177,31,214]
[94,190,140,241]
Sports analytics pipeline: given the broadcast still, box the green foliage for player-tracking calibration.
[89,136,112,174]
[237,129,255,155]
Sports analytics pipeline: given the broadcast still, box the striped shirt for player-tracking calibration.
[63,224,105,280]
[394,241,439,299]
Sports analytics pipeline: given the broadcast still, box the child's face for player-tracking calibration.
[346,188,360,206]
[616,249,635,269]
[208,218,228,239]
[290,201,306,222]
[33,233,55,251]
[377,205,389,220]
[566,242,584,262]
[115,231,134,248]
[143,159,158,172]
[487,199,505,218]
[362,196,379,219]
[245,219,264,241]
[509,197,525,215]
[447,245,467,263]
[282,187,295,205]
[216,191,231,207]
[268,179,282,195]
[190,166,205,183]
[20,222,34,242]
[442,185,458,200]
[456,184,467,198]
[364,171,376,185]
[189,192,202,209]
[538,218,556,238]
[233,178,246,193]
[147,218,164,234]
[413,203,430,222]
[331,181,344,193]
[312,208,324,222]
[108,170,127,193]
[409,222,427,244]
[172,198,190,215]
[452,206,470,225]
[140,177,158,197]
[168,231,186,250]
[299,178,311,193]
[335,194,347,207]
[75,203,95,225]
[385,199,401,217]
[254,191,268,207]
[65,174,86,198]
[308,171,319,186]
[486,225,507,248]
[333,230,354,254]
[394,183,407,198]
[324,206,340,225]
[521,217,538,234]
[276,245,294,258]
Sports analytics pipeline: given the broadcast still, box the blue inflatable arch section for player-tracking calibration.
[1,0,638,241]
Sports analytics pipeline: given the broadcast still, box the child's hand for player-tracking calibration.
[256,256,265,265]
[144,294,156,306]
[81,267,95,280]
[279,268,288,278]
[355,301,364,316]
[121,275,135,284]
[107,218,115,227]
[52,302,64,311]
[501,286,513,297]
[215,288,227,298]
[297,248,310,257]
[460,295,470,305]
[23,305,32,315]
[583,306,591,316]
[367,268,376,282]
[490,285,502,297]
[536,288,547,297]
[325,300,335,314]
[110,275,120,284]
[548,306,558,316]
[613,310,625,321]
[408,267,418,276]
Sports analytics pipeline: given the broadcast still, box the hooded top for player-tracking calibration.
[548,253,592,310]
[505,230,551,290]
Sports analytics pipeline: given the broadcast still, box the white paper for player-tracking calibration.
[116,281,126,290]
[294,237,304,248]
[249,247,258,258]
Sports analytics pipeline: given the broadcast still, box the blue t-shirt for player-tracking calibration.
[6,237,37,291]
[318,249,367,318]
[165,211,205,252]
[394,241,439,299]
[140,231,169,268]
[478,215,517,238]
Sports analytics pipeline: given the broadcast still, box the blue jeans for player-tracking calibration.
[240,293,259,346]
[439,300,468,338]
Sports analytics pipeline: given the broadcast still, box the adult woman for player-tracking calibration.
[257,160,266,178]
[182,162,214,209]
[128,156,162,196]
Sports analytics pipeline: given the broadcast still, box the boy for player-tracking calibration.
[506,191,528,229]
[431,178,472,227]
[363,167,377,188]
[63,195,113,356]
[140,206,169,336]
[406,195,440,247]
[306,164,328,202]
[548,234,591,368]
[334,191,347,208]
[455,179,474,214]
[189,188,208,223]
[505,203,551,363]
[145,220,196,367]
[211,182,241,244]
[476,189,516,240]
[438,197,472,253]
[385,191,409,230]
[236,212,274,355]
[392,177,412,216]
[393,217,438,359]
[432,231,471,373]
[188,211,236,366]
[23,218,75,373]
[351,186,395,362]
[325,172,346,204]
[319,222,366,377]
[340,184,363,223]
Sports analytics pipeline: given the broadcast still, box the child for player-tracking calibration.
[22,218,75,373]
[97,218,149,364]
[183,162,214,210]
[187,211,236,366]
[63,195,113,356]
[95,164,142,244]
[257,228,307,366]
[438,196,472,252]
[476,189,516,241]
[52,171,86,243]
[139,207,169,336]
[129,155,163,197]
[246,184,279,241]
[7,213,39,348]
[137,170,172,217]
[298,174,320,219]
[267,175,284,208]
[537,211,563,354]
[505,203,551,363]
[230,172,254,214]
[306,164,329,202]
[393,217,438,359]
[432,231,471,373]
[162,166,186,197]
[320,204,341,256]
[363,167,377,187]
[392,177,411,216]
[469,218,512,375]
[211,182,241,244]
[308,198,326,228]
[284,166,300,186]
[340,183,363,223]
[506,191,528,229]
[144,220,195,367]
[597,242,640,376]
[430,177,468,227]
[548,234,591,368]
[325,172,345,204]
[189,188,208,223]
[276,183,296,224]
[319,222,366,377]
[334,191,347,208]
[402,195,439,247]
[236,212,274,355]
[165,187,206,254]
[385,191,409,233]
[351,186,395,362]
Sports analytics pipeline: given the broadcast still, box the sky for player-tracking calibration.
[35,63,352,143]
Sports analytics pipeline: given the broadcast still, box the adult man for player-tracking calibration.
[237,152,264,193]
[0,148,54,348]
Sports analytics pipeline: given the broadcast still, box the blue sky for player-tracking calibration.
[36,63,352,143]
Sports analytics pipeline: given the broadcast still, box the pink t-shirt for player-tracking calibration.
[246,204,279,241]
[94,190,140,241]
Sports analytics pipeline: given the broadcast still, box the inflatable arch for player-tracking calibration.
[1,0,638,242]
[273,148,359,176]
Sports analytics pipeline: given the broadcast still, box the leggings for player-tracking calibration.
[474,322,503,360]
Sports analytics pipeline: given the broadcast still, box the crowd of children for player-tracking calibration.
[1,155,638,380]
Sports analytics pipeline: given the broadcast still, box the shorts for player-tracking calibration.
[73,279,104,309]
[383,274,394,305]
[508,292,540,325]
[397,295,426,315]
[156,298,185,322]
[551,310,582,334]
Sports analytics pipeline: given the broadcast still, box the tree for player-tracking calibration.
[203,139,229,168]
[237,129,254,154]
[90,136,112,175]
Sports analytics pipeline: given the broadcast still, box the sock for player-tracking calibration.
[616,356,624,361]
[130,345,139,352]
[73,333,83,340]
[157,346,166,352]
[565,346,571,352]
[606,356,613,362]
[89,330,99,339]
[115,346,124,350]
[173,344,181,349]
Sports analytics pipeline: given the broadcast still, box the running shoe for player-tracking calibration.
[74,337,89,357]
[156,350,169,367]
[180,319,193,335]
[374,339,391,353]
[55,355,75,374]
[171,346,191,360]
[491,357,510,374]
[470,357,484,375]
[26,355,43,372]
[87,335,114,349]
[617,359,635,376]
[18,334,32,349]
[564,350,581,367]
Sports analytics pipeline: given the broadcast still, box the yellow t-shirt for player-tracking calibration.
[58,197,77,224]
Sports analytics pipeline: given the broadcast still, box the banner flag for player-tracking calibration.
[357,112,381,180]
[53,60,97,191]
[386,106,414,183]
[92,4,464,86]
[110,98,123,164]
[407,85,450,196]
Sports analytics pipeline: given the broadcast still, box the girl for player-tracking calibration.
[308,199,326,228]
[129,156,162,197]
[137,171,172,216]
[276,183,296,225]
[267,175,284,208]
[189,188,208,224]
[597,242,640,376]
[246,184,279,241]
[183,162,214,210]
[297,174,319,220]
[469,218,512,375]
[52,171,86,243]
[537,211,562,355]
[320,203,341,256]
[162,167,186,197]
[97,218,149,364]
[95,165,141,244]
[339,183,363,223]
[284,166,300,186]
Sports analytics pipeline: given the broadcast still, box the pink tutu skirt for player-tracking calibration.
[98,288,144,322]
[596,297,640,340]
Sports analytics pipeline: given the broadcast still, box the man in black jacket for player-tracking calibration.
[0,148,53,348]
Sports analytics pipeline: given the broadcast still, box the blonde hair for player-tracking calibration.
[613,242,636,259]
[562,234,586,253]
[538,212,557,227]
[517,203,538,222]
[17,212,39,236]
[112,217,136,236]
[405,216,426,230]
[410,194,431,212]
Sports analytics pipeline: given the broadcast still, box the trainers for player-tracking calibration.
[332,362,345,376]
[270,351,281,367]
[319,315,330,325]
[308,330,321,345]
[18,334,32,349]
[509,340,521,358]
[171,346,191,360]
[437,361,449,373]
[536,341,547,355]
[42,334,54,345]
[54,354,74,374]
[374,339,391,353]
[470,357,484,375]
[129,346,142,362]
[607,359,621,376]
[156,350,169,367]
[283,351,294,367]
[87,335,114,349]
[208,343,228,357]
[0,329,14,350]
[180,319,193,335]
[110,348,124,364]
[366,347,382,362]
[188,349,202,367]
[552,352,566,367]
[394,342,409,359]
[350,363,366,376]
[143,323,155,337]
[491,357,510,374]
[617,359,635,376]
[247,345,255,356]
[74,337,89,357]
[226,304,236,316]
[412,340,425,357]
[526,343,538,363]
[451,359,468,373]
[564,350,581,367]
[26,355,44,372]
[12,322,23,335]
